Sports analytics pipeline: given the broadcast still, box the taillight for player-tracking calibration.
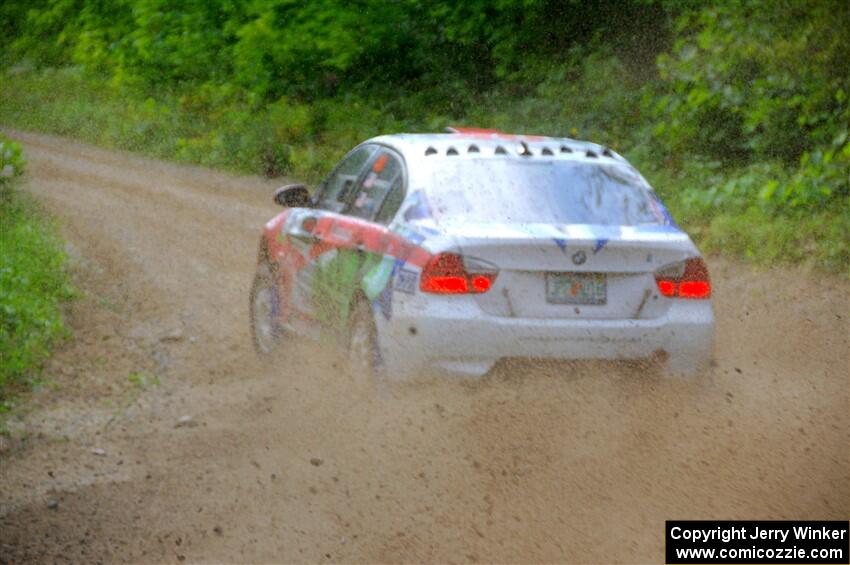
[655,257,711,299]
[420,252,498,294]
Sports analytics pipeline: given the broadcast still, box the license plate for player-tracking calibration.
[546,272,607,305]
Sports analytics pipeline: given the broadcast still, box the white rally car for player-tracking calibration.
[251,128,714,380]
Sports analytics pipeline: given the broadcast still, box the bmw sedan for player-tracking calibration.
[250,128,714,381]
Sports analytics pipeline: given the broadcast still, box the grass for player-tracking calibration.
[0,66,353,181]
[0,183,75,406]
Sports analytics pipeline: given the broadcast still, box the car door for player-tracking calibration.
[306,147,408,336]
[278,145,376,336]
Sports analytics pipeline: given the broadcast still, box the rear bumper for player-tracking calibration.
[376,295,714,378]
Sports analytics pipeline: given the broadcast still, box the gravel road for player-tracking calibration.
[1,130,847,563]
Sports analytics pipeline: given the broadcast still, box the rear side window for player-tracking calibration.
[316,145,375,213]
[347,150,404,223]
[374,178,404,225]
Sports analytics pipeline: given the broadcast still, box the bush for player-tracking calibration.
[642,1,849,271]
[653,1,849,165]
[0,134,74,403]
[0,134,24,182]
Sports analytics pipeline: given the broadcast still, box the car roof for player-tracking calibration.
[364,130,626,164]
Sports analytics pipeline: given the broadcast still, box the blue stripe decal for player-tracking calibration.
[593,238,609,254]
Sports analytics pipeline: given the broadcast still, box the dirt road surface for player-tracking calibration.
[1,130,847,563]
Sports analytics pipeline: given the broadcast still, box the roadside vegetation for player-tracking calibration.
[0,134,74,405]
[0,0,847,271]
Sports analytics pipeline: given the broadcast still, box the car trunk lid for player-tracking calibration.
[438,221,692,320]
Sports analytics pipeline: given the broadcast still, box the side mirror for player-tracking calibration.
[273,184,312,208]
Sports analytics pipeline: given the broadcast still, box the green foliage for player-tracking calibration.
[641,159,849,272]
[1,137,74,400]
[0,135,25,184]
[464,48,648,150]
[654,1,849,164]
[639,1,850,270]
[702,208,849,273]
[0,0,847,271]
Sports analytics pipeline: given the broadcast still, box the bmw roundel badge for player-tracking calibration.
[571,250,587,265]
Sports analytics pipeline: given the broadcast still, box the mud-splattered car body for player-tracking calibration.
[252,129,715,378]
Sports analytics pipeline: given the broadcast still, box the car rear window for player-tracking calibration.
[421,160,665,226]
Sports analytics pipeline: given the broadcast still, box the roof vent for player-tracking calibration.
[585,150,598,158]
[601,148,613,157]
[468,144,480,153]
[560,145,573,153]
[425,147,437,156]
[495,145,507,155]
[518,141,532,157]
[446,147,459,156]
[541,147,554,156]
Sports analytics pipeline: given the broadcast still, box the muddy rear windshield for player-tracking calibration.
[421,160,665,226]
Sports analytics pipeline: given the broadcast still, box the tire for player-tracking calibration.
[347,298,384,389]
[249,261,282,355]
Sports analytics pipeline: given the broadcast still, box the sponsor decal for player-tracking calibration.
[593,238,609,254]
[393,267,418,294]
[361,255,396,301]
[371,258,406,321]
[372,154,388,173]
[417,224,441,236]
[331,225,353,242]
[402,190,432,221]
[394,226,426,246]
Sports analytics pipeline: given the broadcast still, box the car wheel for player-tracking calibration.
[250,261,281,355]
[347,299,384,389]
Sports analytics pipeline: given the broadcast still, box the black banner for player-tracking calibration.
[666,521,849,564]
